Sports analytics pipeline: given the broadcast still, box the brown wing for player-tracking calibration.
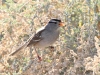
[10,29,45,56]
[27,29,45,46]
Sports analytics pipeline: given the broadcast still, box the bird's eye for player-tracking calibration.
[54,22,57,24]
[49,22,57,24]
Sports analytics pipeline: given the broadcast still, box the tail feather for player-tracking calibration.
[10,34,35,56]
[9,42,28,56]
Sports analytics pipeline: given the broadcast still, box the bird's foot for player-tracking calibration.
[37,55,42,61]
[49,46,55,51]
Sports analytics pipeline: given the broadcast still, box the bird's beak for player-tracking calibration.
[59,22,64,26]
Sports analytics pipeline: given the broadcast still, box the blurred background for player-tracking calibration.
[0,0,100,75]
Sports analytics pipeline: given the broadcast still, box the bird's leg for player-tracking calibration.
[29,47,33,59]
[49,46,55,51]
[34,47,42,61]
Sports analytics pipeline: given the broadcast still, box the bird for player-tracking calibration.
[10,19,64,60]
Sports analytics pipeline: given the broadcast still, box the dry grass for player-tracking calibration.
[0,0,100,75]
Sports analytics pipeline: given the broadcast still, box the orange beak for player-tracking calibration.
[59,22,64,26]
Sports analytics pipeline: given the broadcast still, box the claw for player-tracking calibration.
[37,55,42,61]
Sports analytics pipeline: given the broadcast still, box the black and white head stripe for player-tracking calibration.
[49,19,61,24]
[51,19,61,22]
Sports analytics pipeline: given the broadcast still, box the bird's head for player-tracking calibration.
[45,19,64,31]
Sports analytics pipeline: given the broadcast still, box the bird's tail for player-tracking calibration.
[9,42,28,56]
[9,34,35,56]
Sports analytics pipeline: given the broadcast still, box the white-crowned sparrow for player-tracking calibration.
[10,19,64,59]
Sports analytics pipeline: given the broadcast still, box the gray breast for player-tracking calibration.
[35,29,60,48]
